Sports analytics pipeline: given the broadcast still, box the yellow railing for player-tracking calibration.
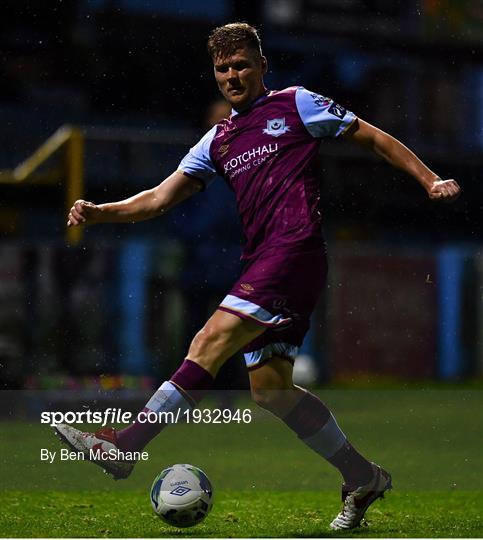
[0,125,84,245]
[0,124,196,246]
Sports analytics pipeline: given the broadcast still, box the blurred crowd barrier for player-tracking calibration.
[0,241,481,388]
[324,246,480,381]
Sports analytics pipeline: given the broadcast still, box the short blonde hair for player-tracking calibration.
[207,23,262,60]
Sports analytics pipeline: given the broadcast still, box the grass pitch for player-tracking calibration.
[1,490,481,538]
[0,389,482,537]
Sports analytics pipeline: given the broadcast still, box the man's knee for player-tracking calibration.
[251,386,286,412]
[187,310,264,376]
[249,356,303,415]
[250,368,294,413]
[187,325,230,371]
[190,322,231,355]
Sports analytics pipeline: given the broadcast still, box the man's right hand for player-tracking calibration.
[67,200,103,227]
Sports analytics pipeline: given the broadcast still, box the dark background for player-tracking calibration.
[0,0,482,388]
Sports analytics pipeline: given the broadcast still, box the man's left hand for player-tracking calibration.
[428,179,461,202]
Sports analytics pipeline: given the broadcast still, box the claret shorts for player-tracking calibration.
[218,243,327,369]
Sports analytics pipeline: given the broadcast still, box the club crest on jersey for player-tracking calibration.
[263,118,290,137]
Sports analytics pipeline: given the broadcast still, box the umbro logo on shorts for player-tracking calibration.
[240,283,254,292]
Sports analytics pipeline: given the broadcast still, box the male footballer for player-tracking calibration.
[55,23,460,530]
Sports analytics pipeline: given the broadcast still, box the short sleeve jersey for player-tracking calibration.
[179,87,356,260]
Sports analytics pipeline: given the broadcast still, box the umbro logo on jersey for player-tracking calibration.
[263,118,290,137]
[219,144,230,157]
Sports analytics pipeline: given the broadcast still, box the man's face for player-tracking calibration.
[213,46,267,112]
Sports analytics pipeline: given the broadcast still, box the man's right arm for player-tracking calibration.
[67,171,203,227]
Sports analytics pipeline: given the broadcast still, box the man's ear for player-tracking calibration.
[261,55,268,74]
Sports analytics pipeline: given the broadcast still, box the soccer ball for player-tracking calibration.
[150,464,213,528]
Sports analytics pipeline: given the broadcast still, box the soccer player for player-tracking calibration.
[55,23,461,530]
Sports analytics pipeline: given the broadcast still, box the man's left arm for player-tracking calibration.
[343,118,461,201]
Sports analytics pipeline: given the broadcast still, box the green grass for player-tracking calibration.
[0,389,482,537]
[0,490,481,537]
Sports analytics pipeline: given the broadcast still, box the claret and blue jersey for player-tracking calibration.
[178,86,356,367]
[179,86,355,260]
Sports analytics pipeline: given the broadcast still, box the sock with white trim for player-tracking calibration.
[117,360,214,452]
[282,391,373,486]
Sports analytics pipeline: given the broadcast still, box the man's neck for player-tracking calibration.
[232,88,268,114]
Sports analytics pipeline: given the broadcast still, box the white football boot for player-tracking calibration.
[329,463,392,530]
[54,424,136,480]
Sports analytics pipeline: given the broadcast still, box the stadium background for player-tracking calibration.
[0,0,482,390]
[0,1,482,538]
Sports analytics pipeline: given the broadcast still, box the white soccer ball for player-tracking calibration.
[150,464,214,528]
